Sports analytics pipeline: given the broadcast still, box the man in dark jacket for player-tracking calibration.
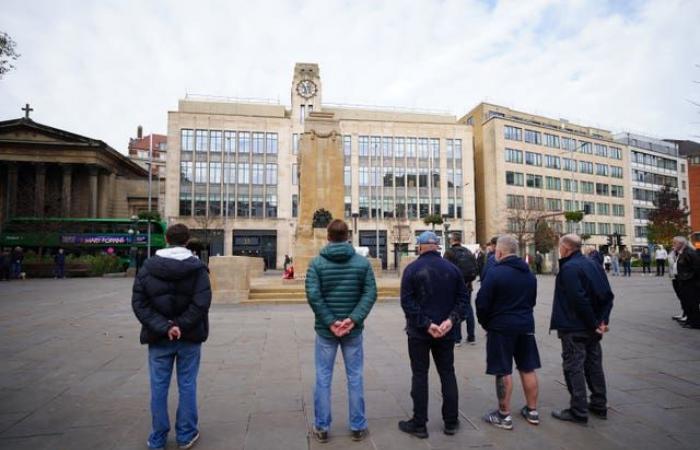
[551,234,613,425]
[132,224,211,450]
[672,236,700,329]
[399,231,468,439]
[54,248,66,279]
[443,233,476,345]
[476,235,540,430]
[479,236,498,281]
[305,219,377,443]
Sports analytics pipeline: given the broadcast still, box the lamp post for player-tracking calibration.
[351,212,359,248]
[128,214,138,270]
[441,213,450,250]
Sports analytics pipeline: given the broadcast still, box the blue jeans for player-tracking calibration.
[314,334,367,432]
[623,261,631,277]
[147,340,201,448]
[11,261,21,279]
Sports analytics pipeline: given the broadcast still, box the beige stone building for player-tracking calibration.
[165,63,475,269]
[461,103,633,252]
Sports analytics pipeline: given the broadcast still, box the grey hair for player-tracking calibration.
[673,236,688,247]
[560,233,582,250]
[496,234,518,256]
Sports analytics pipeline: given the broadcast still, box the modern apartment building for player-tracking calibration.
[460,103,632,252]
[614,133,689,250]
[165,63,475,269]
[672,139,700,231]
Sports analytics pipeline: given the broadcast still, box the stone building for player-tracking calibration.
[165,63,475,269]
[127,127,166,216]
[0,110,151,231]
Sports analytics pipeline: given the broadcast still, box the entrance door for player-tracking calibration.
[359,230,387,269]
[232,230,277,270]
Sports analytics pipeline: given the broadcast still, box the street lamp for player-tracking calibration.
[441,213,450,249]
[128,215,138,270]
[351,212,359,247]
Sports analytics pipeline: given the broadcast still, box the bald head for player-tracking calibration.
[495,235,518,261]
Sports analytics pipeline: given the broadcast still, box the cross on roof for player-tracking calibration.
[22,103,33,119]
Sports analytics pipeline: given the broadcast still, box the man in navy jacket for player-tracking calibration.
[399,231,468,439]
[550,234,614,425]
[476,235,541,430]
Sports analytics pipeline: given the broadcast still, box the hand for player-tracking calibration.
[339,318,355,336]
[596,322,609,335]
[438,319,453,335]
[168,326,181,341]
[428,323,444,339]
[330,320,345,337]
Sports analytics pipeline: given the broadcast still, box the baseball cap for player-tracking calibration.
[416,231,440,245]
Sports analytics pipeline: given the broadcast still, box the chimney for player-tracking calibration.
[137,125,143,139]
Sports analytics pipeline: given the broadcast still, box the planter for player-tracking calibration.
[23,262,91,278]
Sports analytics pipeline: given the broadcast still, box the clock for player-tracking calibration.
[296,80,317,99]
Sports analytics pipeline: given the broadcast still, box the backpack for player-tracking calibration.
[449,246,478,283]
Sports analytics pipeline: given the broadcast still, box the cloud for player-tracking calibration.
[0,0,698,151]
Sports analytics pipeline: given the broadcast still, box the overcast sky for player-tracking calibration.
[1,0,699,153]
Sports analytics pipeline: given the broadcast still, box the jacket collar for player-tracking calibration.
[559,250,582,267]
[419,250,441,259]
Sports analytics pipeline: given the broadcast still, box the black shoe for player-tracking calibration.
[681,323,700,329]
[467,337,476,345]
[551,409,588,425]
[312,427,329,443]
[351,429,369,442]
[588,406,608,419]
[398,419,429,439]
[443,420,460,435]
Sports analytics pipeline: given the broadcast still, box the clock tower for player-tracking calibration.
[291,63,322,124]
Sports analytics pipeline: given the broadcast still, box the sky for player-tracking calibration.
[1,0,699,153]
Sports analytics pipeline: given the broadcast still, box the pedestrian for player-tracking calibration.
[610,248,620,276]
[443,232,478,346]
[305,219,377,443]
[641,248,652,276]
[655,245,668,277]
[10,246,23,279]
[479,236,498,281]
[668,249,686,323]
[534,251,543,275]
[132,223,212,450]
[476,235,541,430]
[283,254,292,270]
[398,231,467,439]
[551,234,614,425]
[587,248,604,268]
[603,254,611,273]
[619,246,632,277]
[0,249,10,281]
[136,249,147,271]
[672,236,700,329]
[54,248,66,279]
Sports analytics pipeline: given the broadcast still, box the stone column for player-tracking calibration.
[61,165,72,217]
[7,163,18,217]
[34,163,46,217]
[223,223,233,256]
[88,166,98,217]
[98,171,111,217]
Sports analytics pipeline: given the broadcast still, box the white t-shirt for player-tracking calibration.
[655,248,668,260]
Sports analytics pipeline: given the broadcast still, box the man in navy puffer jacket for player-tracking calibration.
[476,235,541,430]
[132,223,211,450]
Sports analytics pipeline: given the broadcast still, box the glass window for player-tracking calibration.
[506,194,525,209]
[597,203,609,215]
[611,185,624,198]
[563,179,578,192]
[266,133,278,155]
[527,196,544,210]
[546,198,562,211]
[610,166,623,178]
[545,155,560,169]
[224,131,236,153]
[237,163,249,184]
[292,164,298,185]
[292,194,298,218]
[612,204,625,216]
[180,162,193,182]
[506,171,524,186]
[525,151,542,166]
[407,168,417,187]
[580,181,594,194]
[359,136,369,156]
[544,133,560,148]
[454,139,462,159]
[598,223,611,235]
[359,167,369,186]
[524,129,541,145]
[224,163,235,184]
[614,224,625,235]
[406,138,417,158]
[579,161,593,174]
[237,194,249,217]
[292,133,299,154]
[563,157,577,172]
[504,125,522,141]
[446,139,454,159]
[238,132,250,153]
[210,131,222,152]
[595,144,608,157]
[265,164,277,185]
[430,138,440,160]
[383,167,393,187]
[209,162,221,184]
[505,148,523,163]
[395,168,405,187]
[194,162,207,183]
[545,176,561,190]
[265,194,277,218]
[252,132,265,154]
[370,136,381,157]
[395,137,405,158]
[418,138,429,159]
[251,195,264,218]
[195,130,208,152]
[251,163,264,185]
[579,141,592,154]
[383,137,393,158]
[596,163,609,176]
[526,174,542,188]
[179,193,191,216]
[208,194,221,216]
[181,129,194,151]
[343,135,351,156]
[345,166,352,187]
[595,183,609,196]
[610,146,622,160]
[561,137,576,151]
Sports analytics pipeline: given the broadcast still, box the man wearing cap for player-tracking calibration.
[398,231,468,439]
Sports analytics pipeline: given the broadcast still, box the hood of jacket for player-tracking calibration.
[145,247,206,281]
[496,255,531,272]
[320,242,356,263]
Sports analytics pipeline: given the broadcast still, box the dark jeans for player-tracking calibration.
[559,331,607,417]
[679,280,700,327]
[408,337,458,426]
[454,293,475,342]
[672,279,685,316]
[54,263,65,278]
[622,261,631,277]
[642,262,651,274]
[656,259,666,276]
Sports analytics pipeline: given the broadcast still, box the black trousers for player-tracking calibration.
[408,337,458,426]
[559,331,607,417]
[656,259,666,276]
[679,280,700,327]
[672,279,686,317]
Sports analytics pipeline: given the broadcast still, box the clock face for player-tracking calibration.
[296,80,317,99]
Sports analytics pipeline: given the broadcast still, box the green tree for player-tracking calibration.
[534,221,556,254]
[422,213,443,230]
[646,184,691,248]
[138,210,161,222]
[0,32,20,79]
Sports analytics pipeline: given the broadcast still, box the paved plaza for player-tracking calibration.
[0,274,699,450]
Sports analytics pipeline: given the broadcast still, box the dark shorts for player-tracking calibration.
[486,331,541,375]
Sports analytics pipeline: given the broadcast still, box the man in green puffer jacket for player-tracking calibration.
[305,219,377,444]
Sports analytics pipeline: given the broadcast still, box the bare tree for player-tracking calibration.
[0,32,20,79]
[503,205,544,257]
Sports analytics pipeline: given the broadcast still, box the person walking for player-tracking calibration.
[672,237,700,329]
[132,224,212,450]
[399,231,467,439]
[476,235,541,430]
[640,248,652,276]
[534,251,543,275]
[610,249,620,277]
[551,234,614,425]
[619,247,632,277]
[10,246,23,279]
[603,254,611,273]
[54,248,66,279]
[655,245,668,277]
[305,219,377,443]
[443,233,478,346]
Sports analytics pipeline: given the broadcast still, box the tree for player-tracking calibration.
[0,32,20,79]
[138,210,161,222]
[504,205,543,257]
[646,184,691,248]
[534,221,557,254]
[422,213,443,230]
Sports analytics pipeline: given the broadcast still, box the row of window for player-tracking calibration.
[180,162,277,185]
[504,148,624,178]
[506,218,625,236]
[632,169,680,188]
[505,171,625,197]
[348,197,463,220]
[179,194,277,218]
[504,126,623,160]
[181,129,278,155]
[505,195,625,216]
[631,150,678,171]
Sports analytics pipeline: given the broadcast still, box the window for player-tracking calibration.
[545,155,560,169]
[343,135,351,156]
[595,183,609,196]
[430,138,439,160]
[564,200,580,212]
[382,137,393,158]
[344,166,351,187]
[598,223,611,235]
[582,222,596,235]
[610,166,623,178]
[544,133,560,148]
[579,161,593,174]
[446,139,454,159]
[370,136,381,157]
[506,171,524,186]
[292,133,299,154]
[527,196,544,210]
[359,167,369,186]
[418,138,429,158]
[561,137,576,151]
[266,133,278,155]
[179,193,191,216]
[580,181,594,194]
[612,204,624,216]
[611,185,624,198]
[506,194,525,209]
[563,179,578,192]
[563,158,577,172]
[265,164,277,185]
[251,195,264,218]
[395,168,405,187]
[579,141,592,154]
[597,203,609,215]
[418,168,429,188]
[505,148,523,163]
[292,164,298,185]
[237,194,249,217]
[595,164,609,176]
[194,162,207,183]
[406,138,417,158]
[546,198,562,211]
[224,131,236,153]
[210,131,222,152]
[238,132,250,153]
[610,146,622,160]
[395,137,405,158]
[237,163,249,184]
[224,163,235,184]
[594,144,608,157]
[359,136,369,156]
[504,125,522,141]
[454,139,462,159]
[292,194,298,218]
[181,129,194,151]
[209,162,221,184]
[545,176,561,190]
[526,174,542,188]
[195,130,208,152]
[525,151,542,166]
[251,163,264,185]
[614,224,625,235]
[524,129,541,144]
[252,132,264,154]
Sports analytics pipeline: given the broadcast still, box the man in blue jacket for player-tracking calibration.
[132,224,212,450]
[551,234,613,425]
[399,231,468,439]
[476,235,540,430]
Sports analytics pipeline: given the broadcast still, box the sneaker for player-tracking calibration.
[467,337,476,345]
[482,410,513,430]
[178,432,200,449]
[312,427,329,443]
[551,408,588,425]
[147,441,165,450]
[455,341,463,347]
[520,406,539,425]
[351,429,369,442]
[588,406,608,419]
[443,420,460,435]
[398,419,429,439]
[672,314,686,321]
